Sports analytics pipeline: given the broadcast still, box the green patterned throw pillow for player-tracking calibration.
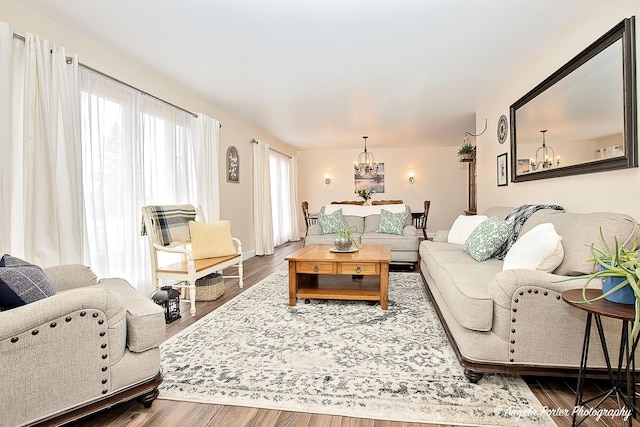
[317,209,347,234]
[377,208,408,235]
[463,217,513,262]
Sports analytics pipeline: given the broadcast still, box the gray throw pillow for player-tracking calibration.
[0,254,56,309]
[377,209,408,235]
[317,209,347,234]
[463,217,513,262]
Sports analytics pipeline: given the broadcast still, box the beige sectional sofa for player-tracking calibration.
[419,206,639,382]
[0,264,165,426]
[304,204,419,264]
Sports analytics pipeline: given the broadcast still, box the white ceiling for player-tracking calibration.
[18,0,588,150]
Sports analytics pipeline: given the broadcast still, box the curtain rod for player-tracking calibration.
[250,139,292,159]
[12,30,222,128]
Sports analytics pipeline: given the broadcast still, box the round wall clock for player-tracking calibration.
[497,115,508,144]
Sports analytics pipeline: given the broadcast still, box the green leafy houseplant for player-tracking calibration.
[457,143,476,161]
[565,228,640,341]
[334,225,356,251]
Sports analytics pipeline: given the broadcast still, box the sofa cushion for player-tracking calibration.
[189,220,237,259]
[97,278,165,352]
[377,208,408,235]
[519,210,638,275]
[0,254,56,309]
[420,241,499,331]
[463,217,512,262]
[503,223,564,272]
[361,230,419,251]
[448,215,488,245]
[304,232,363,245]
[317,209,347,234]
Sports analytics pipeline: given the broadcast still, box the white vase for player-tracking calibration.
[364,199,371,206]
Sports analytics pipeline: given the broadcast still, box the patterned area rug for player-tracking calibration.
[159,271,556,426]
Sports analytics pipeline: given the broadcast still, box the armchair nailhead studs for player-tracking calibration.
[101,367,108,372]
[80,311,86,317]
[510,358,514,362]
[544,291,548,296]
[99,332,105,337]
[511,329,516,333]
[511,339,515,344]
[102,390,108,395]
[92,313,99,318]
[512,318,516,323]
[514,298,519,303]
[102,354,108,359]
[512,308,517,312]
[510,349,515,353]
[31,330,38,336]
[10,337,18,343]
[528,289,532,293]
[101,343,107,349]
[50,322,57,328]
[534,290,538,294]
[556,295,561,300]
[98,319,104,325]
[101,379,107,384]
[65,316,72,322]
[519,291,523,296]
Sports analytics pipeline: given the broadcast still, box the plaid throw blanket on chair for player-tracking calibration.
[492,204,564,260]
[142,205,197,246]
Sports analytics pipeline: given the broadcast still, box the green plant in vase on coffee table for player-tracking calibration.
[334,225,358,252]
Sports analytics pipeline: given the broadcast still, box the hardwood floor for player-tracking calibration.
[73,241,633,427]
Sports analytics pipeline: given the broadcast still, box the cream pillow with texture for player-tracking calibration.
[502,223,564,272]
[189,220,237,259]
[447,215,488,245]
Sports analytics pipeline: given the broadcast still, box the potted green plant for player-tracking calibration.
[564,228,640,339]
[334,226,354,251]
[457,142,476,162]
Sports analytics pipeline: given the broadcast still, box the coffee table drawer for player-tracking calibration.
[297,261,336,274]
[338,262,379,275]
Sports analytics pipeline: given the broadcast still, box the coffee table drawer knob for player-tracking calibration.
[314,265,319,272]
[356,266,361,273]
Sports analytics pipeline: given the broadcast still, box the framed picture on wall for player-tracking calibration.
[354,163,385,193]
[226,146,239,183]
[497,153,508,187]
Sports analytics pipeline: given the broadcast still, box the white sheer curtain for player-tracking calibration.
[0,23,84,266]
[80,67,199,296]
[193,114,221,222]
[253,140,274,255]
[269,150,300,246]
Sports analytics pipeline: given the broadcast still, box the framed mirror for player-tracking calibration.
[510,17,637,182]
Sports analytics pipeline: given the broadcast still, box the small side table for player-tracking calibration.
[562,289,638,426]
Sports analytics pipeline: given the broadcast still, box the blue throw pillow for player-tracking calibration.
[317,209,348,234]
[0,254,56,309]
[377,209,408,235]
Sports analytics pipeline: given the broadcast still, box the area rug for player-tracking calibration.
[159,271,556,426]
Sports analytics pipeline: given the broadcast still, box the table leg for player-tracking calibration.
[380,262,389,310]
[288,261,297,306]
[573,312,592,427]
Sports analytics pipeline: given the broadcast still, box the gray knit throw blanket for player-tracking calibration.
[492,204,565,260]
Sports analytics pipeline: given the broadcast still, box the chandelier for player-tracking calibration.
[353,136,379,178]
[530,130,560,171]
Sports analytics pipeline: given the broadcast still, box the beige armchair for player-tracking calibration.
[141,204,243,316]
[0,264,164,427]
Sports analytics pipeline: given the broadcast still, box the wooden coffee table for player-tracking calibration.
[285,244,391,309]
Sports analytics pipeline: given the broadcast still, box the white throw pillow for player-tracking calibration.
[447,215,488,245]
[502,223,564,272]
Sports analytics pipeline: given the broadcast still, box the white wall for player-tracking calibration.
[297,146,468,233]
[3,0,298,257]
[476,0,640,219]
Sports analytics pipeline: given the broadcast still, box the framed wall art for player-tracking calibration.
[226,146,239,183]
[497,153,508,187]
[353,163,385,194]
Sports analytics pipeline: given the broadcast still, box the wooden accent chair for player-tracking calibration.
[372,199,404,205]
[301,201,318,234]
[141,205,243,316]
[414,200,431,239]
[331,200,365,205]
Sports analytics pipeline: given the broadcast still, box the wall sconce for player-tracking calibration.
[324,173,331,185]
[408,171,415,184]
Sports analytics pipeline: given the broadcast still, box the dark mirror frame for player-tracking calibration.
[510,17,637,183]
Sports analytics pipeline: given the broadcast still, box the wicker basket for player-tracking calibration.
[195,273,224,301]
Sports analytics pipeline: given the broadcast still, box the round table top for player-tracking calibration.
[562,288,636,321]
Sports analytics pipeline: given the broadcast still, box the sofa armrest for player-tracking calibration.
[43,264,98,292]
[306,224,323,236]
[488,269,597,309]
[0,288,128,426]
[402,224,418,237]
[432,229,449,243]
